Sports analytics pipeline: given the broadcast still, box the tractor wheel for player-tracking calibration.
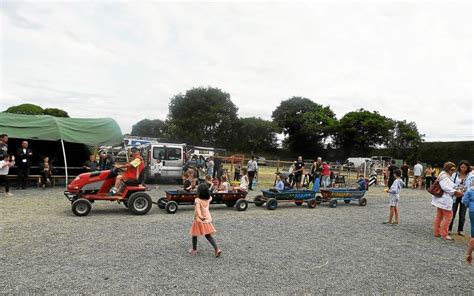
[254,195,265,207]
[235,199,248,211]
[315,195,323,205]
[128,192,152,215]
[329,200,338,208]
[225,201,236,208]
[266,198,278,210]
[307,199,317,209]
[359,197,367,206]
[295,200,303,206]
[157,197,167,209]
[165,201,179,214]
[72,198,92,216]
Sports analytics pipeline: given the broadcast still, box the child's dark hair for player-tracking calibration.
[197,183,211,200]
[394,169,402,177]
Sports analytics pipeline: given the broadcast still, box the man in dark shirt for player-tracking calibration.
[98,150,115,171]
[16,140,33,189]
[294,156,305,190]
[83,154,99,172]
[387,160,399,188]
[400,161,410,188]
[213,153,222,179]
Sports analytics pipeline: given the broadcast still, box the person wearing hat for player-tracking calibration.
[109,147,144,196]
[98,150,115,171]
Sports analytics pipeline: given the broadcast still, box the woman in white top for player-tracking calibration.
[431,162,464,240]
[449,160,472,236]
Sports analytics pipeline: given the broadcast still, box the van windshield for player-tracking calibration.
[153,147,181,161]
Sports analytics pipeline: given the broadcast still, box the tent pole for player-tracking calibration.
[61,139,68,188]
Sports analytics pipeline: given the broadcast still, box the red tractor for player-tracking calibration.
[64,168,152,216]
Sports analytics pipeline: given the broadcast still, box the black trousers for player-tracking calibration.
[17,164,30,188]
[425,176,433,189]
[449,197,467,232]
[248,171,256,190]
[0,175,9,192]
[402,175,409,187]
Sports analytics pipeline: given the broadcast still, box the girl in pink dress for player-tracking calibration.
[189,183,222,257]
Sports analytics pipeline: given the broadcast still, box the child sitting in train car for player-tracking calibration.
[217,175,230,193]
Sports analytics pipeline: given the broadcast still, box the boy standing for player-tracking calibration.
[384,169,405,225]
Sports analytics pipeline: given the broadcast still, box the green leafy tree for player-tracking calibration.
[387,120,424,161]
[43,108,69,117]
[272,97,336,155]
[131,119,168,138]
[333,109,394,156]
[5,103,44,115]
[5,104,69,117]
[167,87,238,147]
[234,117,279,154]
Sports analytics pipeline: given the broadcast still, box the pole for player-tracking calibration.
[61,139,68,188]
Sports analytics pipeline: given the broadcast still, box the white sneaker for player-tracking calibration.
[5,192,13,197]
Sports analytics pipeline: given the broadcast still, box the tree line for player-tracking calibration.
[4,90,425,161]
[130,86,424,161]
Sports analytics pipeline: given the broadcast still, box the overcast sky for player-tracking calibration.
[1,1,472,141]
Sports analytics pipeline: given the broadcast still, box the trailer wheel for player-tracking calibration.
[225,201,236,208]
[128,192,152,215]
[157,197,167,209]
[315,196,323,205]
[307,199,317,208]
[294,200,303,206]
[236,199,248,211]
[359,197,367,206]
[165,201,179,214]
[344,200,351,204]
[266,198,278,210]
[72,198,92,216]
[254,195,264,207]
[329,200,338,208]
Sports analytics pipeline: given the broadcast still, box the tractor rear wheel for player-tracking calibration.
[128,192,152,215]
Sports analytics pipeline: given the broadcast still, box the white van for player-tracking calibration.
[145,143,186,182]
[343,157,371,168]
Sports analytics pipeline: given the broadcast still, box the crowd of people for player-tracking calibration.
[0,133,125,195]
[384,159,474,264]
[1,133,473,263]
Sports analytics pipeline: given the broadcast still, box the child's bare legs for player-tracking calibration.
[394,206,399,224]
[387,206,394,224]
[466,238,473,264]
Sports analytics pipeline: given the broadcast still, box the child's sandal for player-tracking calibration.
[382,221,392,225]
[215,249,222,258]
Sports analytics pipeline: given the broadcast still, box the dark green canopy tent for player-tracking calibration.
[0,113,123,185]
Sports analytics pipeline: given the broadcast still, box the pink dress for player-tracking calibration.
[190,197,216,236]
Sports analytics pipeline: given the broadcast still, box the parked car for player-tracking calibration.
[256,156,267,166]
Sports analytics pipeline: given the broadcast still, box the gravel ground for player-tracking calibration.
[0,184,473,295]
